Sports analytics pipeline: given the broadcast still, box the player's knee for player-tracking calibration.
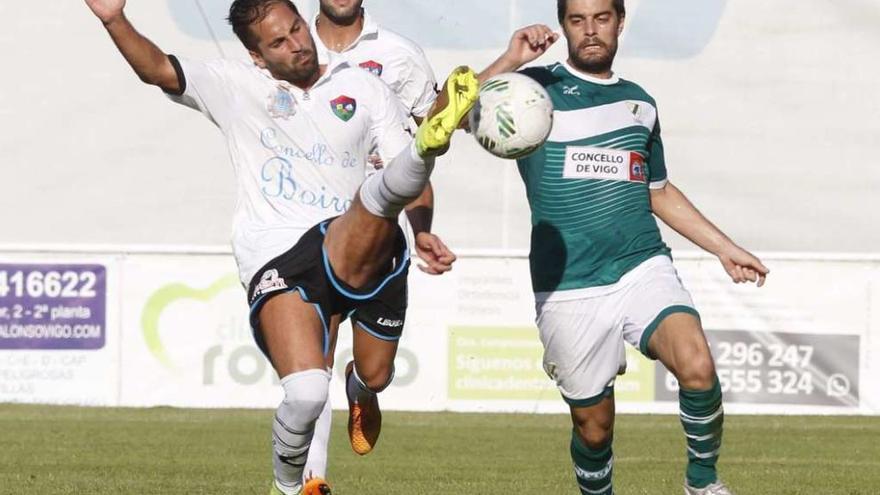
[571,410,614,450]
[573,421,613,451]
[354,362,395,393]
[676,354,716,391]
[278,369,331,425]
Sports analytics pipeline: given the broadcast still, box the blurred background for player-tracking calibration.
[2,0,878,252]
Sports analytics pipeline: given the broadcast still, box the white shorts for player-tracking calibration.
[535,256,698,407]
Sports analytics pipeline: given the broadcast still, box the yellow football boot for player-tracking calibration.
[415,65,479,157]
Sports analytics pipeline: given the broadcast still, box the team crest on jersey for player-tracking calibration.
[626,101,646,125]
[626,101,641,117]
[358,60,384,77]
[629,153,647,183]
[267,86,296,119]
[330,95,357,122]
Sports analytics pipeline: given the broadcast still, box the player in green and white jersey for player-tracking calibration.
[478,1,769,494]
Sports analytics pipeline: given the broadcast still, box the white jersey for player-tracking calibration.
[166,56,412,286]
[310,10,437,119]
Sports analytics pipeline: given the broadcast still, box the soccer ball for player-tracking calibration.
[468,72,554,159]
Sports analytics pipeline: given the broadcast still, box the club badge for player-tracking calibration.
[358,60,384,77]
[626,101,646,125]
[330,95,357,122]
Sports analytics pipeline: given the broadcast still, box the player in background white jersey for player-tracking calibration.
[83,0,478,493]
[301,0,449,480]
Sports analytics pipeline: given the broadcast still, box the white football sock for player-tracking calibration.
[272,369,330,494]
[360,141,435,218]
[302,396,332,480]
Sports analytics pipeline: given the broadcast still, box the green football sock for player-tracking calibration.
[570,431,613,495]
[679,377,723,488]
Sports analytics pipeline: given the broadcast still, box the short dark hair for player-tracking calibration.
[228,0,301,51]
[557,0,625,23]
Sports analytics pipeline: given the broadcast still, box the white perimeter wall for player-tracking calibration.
[1,250,877,416]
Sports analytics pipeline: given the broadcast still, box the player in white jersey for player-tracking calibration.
[299,0,448,480]
[477,1,769,494]
[83,0,479,493]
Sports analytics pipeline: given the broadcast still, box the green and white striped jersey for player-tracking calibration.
[518,62,671,296]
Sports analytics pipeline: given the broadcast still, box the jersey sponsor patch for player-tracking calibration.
[629,154,646,182]
[358,60,384,77]
[563,146,647,183]
[330,95,357,122]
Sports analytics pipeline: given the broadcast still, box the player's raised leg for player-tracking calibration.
[647,313,732,495]
[259,292,334,495]
[352,65,479,240]
[325,64,479,286]
[320,65,478,455]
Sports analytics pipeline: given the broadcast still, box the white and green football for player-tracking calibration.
[469,72,554,159]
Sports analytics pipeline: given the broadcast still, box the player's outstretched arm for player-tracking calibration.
[85,0,180,93]
[650,182,770,286]
[478,24,559,83]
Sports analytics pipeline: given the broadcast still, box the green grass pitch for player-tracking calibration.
[1,404,878,494]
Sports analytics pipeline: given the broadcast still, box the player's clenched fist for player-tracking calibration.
[478,23,559,84]
[504,24,559,66]
[84,0,126,25]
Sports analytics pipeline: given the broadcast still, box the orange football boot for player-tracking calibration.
[345,360,382,455]
[302,476,332,495]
